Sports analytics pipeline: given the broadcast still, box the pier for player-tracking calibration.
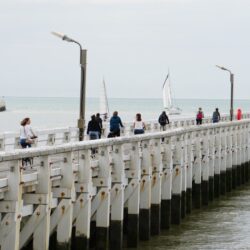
[0,115,250,250]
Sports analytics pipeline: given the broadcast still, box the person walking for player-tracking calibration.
[158,111,170,131]
[87,115,101,140]
[96,113,103,138]
[237,108,242,120]
[133,113,146,135]
[109,111,124,137]
[212,108,221,123]
[196,107,204,125]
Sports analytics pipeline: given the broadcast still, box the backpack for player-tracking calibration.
[197,112,203,120]
[159,115,167,126]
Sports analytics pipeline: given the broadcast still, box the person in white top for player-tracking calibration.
[133,113,146,135]
[20,117,37,148]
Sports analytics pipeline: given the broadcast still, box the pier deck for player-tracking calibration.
[0,115,250,249]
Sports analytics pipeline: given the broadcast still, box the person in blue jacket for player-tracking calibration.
[109,111,124,137]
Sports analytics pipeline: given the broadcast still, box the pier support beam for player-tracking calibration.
[139,175,151,241]
[192,132,202,209]
[151,139,163,236]
[126,179,140,248]
[214,128,221,198]
[110,184,124,250]
[201,130,210,206]
[126,142,141,248]
[161,137,172,230]
[95,188,110,250]
[139,140,152,241]
[226,127,233,192]
[186,133,193,214]
[171,135,183,224]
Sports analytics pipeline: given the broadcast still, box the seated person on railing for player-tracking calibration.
[19,117,37,166]
[19,117,37,148]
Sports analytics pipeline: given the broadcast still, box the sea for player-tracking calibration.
[0,96,250,133]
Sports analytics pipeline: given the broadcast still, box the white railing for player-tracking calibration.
[0,119,249,249]
[1,113,249,152]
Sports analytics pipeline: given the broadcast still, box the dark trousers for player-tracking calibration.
[110,129,120,137]
[20,139,32,166]
[196,119,202,125]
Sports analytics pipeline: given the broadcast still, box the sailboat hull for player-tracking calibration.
[165,108,182,115]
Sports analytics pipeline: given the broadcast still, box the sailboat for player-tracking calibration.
[0,97,6,112]
[99,78,110,121]
[162,72,181,115]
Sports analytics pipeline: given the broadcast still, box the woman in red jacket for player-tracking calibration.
[237,108,242,120]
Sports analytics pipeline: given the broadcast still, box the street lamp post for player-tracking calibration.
[216,65,234,121]
[52,32,86,141]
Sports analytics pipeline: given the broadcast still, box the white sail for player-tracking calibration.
[162,74,172,109]
[162,72,181,115]
[99,79,109,120]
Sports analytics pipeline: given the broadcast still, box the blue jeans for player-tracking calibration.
[89,131,100,140]
[134,129,144,135]
[20,138,32,148]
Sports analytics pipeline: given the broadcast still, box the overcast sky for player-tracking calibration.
[0,0,249,99]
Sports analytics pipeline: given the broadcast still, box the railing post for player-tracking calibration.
[247,124,250,183]
[74,149,92,250]
[226,126,233,192]
[139,140,152,241]
[150,138,163,235]
[243,124,249,182]
[208,128,215,201]
[126,141,141,248]
[110,144,126,250]
[185,132,193,213]
[171,135,183,224]
[214,127,221,197]
[232,125,238,189]
[161,136,173,229]
[201,129,210,205]
[192,131,202,208]
[236,125,242,186]
[21,155,51,250]
[240,124,246,184]
[220,127,227,195]
[55,152,75,250]
[0,160,22,250]
[180,134,187,218]
[94,146,111,250]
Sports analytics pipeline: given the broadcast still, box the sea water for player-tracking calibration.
[0,96,249,133]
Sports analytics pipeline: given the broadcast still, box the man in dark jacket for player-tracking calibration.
[158,111,170,131]
[109,111,124,137]
[212,108,220,123]
[87,115,101,140]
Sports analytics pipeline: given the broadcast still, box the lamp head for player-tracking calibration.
[51,31,74,42]
[216,65,227,70]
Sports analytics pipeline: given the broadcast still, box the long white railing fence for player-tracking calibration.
[1,113,249,152]
[0,118,250,250]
